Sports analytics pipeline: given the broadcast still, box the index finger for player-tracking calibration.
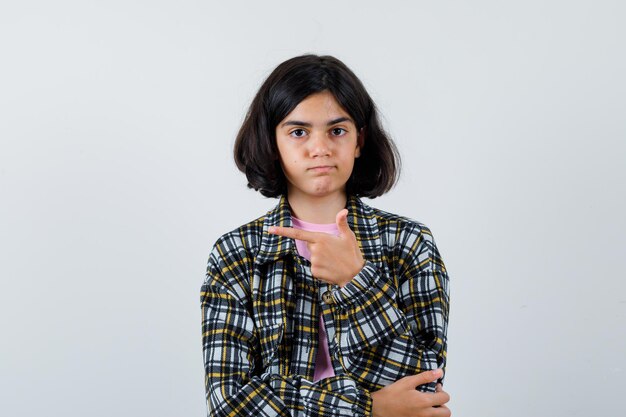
[403,369,443,387]
[267,226,321,242]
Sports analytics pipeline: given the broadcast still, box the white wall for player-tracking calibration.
[1,1,624,416]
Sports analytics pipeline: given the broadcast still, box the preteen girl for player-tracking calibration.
[201,54,451,417]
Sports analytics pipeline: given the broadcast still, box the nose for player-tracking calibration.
[308,131,331,157]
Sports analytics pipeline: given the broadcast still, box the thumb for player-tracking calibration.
[399,369,443,389]
[335,209,352,235]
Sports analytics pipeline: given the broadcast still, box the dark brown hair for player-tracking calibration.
[233,54,401,198]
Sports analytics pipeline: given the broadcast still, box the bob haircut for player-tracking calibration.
[234,54,401,199]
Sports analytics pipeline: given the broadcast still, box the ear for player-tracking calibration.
[355,127,364,158]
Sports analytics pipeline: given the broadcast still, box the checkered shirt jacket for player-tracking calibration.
[201,194,450,417]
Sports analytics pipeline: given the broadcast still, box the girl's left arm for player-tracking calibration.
[327,222,450,390]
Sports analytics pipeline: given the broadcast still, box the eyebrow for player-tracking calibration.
[280,117,353,128]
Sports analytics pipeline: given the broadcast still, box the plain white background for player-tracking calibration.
[1,1,624,416]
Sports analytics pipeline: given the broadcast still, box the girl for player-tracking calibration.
[201,54,451,417]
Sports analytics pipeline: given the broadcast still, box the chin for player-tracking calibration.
[289,179,346,198]
[311,184,345,197]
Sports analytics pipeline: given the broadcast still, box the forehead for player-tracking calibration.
[282,91,352,122]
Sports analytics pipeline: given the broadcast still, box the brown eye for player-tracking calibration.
[331,128,347,136]
[290,129,306,138]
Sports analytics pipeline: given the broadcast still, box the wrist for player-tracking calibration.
[340,258,365,288]
[369,390,383,417]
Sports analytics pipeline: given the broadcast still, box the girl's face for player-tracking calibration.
[275,91,361,201]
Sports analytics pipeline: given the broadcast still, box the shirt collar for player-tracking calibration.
[255,194,381,266]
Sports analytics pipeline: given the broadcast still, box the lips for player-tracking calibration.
[309,165,334,172]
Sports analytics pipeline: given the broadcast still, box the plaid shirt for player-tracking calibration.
[201,194,450,417]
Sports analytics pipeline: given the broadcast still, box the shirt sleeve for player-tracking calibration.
[330,222,450,389]
[201,247,373,417]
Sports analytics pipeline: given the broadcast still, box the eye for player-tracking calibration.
[331,127,347,136]
[289,129,307,138]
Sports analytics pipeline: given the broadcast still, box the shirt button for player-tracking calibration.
[322,291,334,305]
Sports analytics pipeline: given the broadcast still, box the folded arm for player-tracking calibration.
[329,223,450,389]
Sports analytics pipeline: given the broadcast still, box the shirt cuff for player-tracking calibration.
[332,260,395,309]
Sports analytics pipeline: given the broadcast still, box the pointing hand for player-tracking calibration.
[268,209,365,287]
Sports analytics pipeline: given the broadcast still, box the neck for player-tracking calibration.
[286,189,348,224]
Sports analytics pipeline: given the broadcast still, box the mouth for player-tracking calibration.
[308,165,335,172]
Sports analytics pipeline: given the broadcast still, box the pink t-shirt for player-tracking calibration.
[291,215,337,382]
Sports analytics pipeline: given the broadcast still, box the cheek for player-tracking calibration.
[277,157,297,178]
[281,159,297,171]
[275,142,299,167]
[342,151,358,167]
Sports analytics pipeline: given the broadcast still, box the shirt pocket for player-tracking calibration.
[257,322,285,371]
